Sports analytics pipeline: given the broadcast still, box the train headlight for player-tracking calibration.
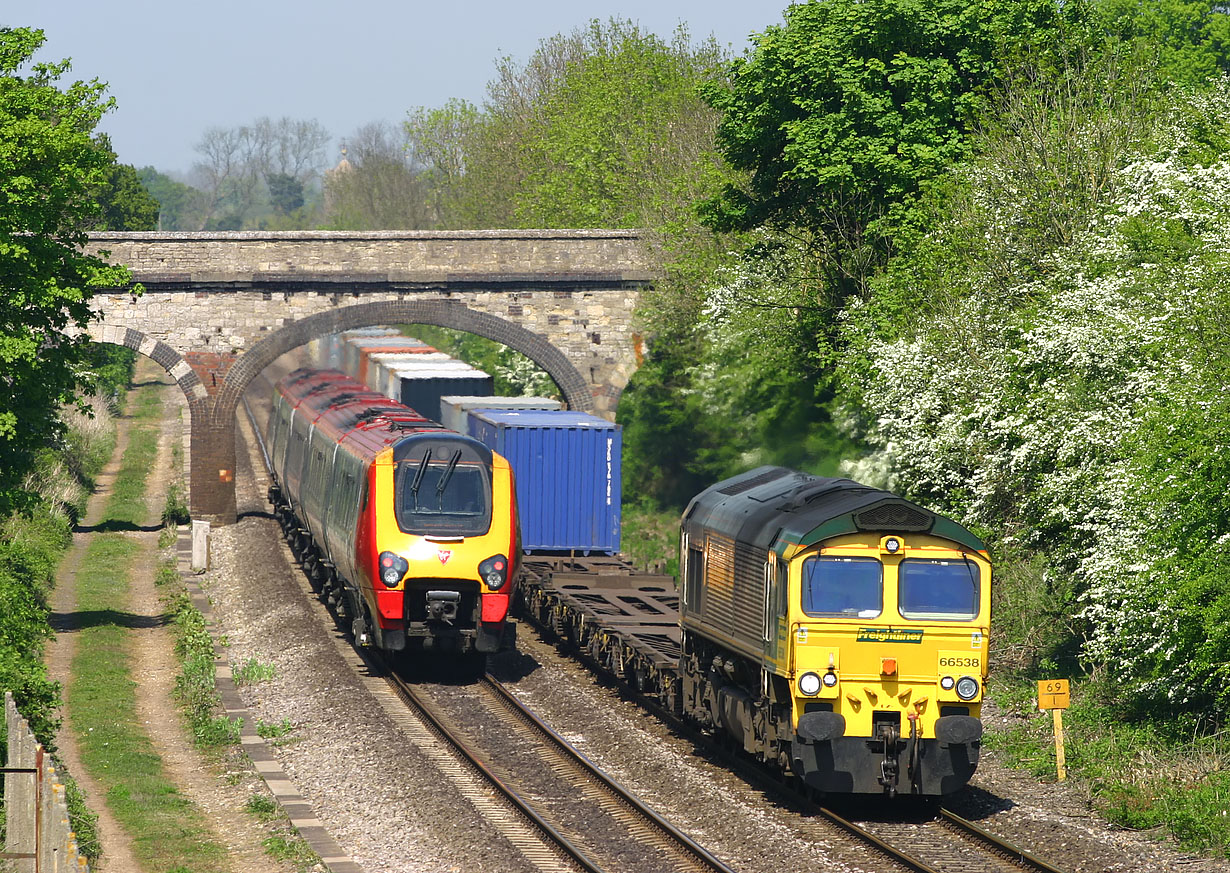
[955,676,980,701]
[798,672,822,696]
[379,551,409,588]
[940,675,955,691]
[822,671,838,688]
[479,554,509,590]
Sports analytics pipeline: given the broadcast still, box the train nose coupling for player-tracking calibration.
[426,590,461,624]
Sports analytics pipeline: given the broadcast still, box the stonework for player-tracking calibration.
[82,231,659,524]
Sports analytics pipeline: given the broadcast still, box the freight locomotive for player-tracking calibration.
[265,368,520,667]
[521,465,991,797]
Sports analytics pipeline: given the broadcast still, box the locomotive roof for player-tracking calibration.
[681,465,987,558]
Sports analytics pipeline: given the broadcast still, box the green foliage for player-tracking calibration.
[92,135,158,230]
[262,831,318,866]
[256,717,293,740]
[137,166,203,230]
[415,17,734,239]
[266,172,304,215]
[322,121,432,230]
[167,587,236,747]
[617,348,713,509]
[701,0,1086,245]
[403,324,557,397]
[620,501,680,575]
[232,657,276,685]
[62,775,101,862]
[162,479,189,529]
[1097,0,1230,85]
[0,27,136,516]
[244,792,280,822]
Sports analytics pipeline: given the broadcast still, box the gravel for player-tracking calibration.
[200,390,1230,873]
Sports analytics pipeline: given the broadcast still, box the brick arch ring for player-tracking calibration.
[210,299,594,428]
[85,324,208,405]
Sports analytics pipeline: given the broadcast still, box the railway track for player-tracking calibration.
[517,625,1072,873]
[377,661,741,873]
[239,366,1071,873]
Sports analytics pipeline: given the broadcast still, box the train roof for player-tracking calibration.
[681,466,987,558]
[275,367,456,455]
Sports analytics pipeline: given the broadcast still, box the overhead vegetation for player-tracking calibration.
[0,26,139,517]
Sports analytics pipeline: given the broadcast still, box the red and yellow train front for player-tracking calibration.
[356,433,519,654]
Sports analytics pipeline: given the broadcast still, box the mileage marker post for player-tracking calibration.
[1037,679,1071,781]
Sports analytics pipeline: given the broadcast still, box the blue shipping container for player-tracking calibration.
[468,410,621,555]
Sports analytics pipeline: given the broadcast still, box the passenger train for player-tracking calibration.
[265,368,520,667]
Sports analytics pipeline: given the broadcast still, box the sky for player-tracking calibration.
[19,1,782,176]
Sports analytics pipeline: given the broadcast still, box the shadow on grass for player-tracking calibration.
[51,609,172,631]
[74,520,163,534]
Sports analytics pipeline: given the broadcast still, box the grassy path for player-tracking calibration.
[59,374,230,873]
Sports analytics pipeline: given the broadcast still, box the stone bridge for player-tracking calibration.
[83,230,659,524]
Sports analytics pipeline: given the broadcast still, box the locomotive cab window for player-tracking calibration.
[393,441,493,537]
[801,556,882,618]
[898,558,979,620]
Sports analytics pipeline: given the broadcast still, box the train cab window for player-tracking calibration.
[393,444,493,537]
[801,556,882,618]
[898,558,979,620]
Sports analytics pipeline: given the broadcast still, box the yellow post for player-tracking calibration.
[1052,707,1067,781]
[1037,679,1071,782]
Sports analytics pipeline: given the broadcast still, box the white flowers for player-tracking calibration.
[838,78,1230,704]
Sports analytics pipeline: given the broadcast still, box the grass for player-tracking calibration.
[65,379,231,873]
[233,657,277,685]
[256,718,294,740]
[986,677,1230,857]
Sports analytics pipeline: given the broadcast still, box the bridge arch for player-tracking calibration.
[87,324,208,405]
[211,299,592,429]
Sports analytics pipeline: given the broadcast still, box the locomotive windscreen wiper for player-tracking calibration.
[436,450,463,494]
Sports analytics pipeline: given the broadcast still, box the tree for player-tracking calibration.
[700,0,1089,292]
[137,166,205,230]
[190,116,330,229]
[92,135,158,230]
[322,121,433,229]
[0,27,135,514]
[1097,0,1230,84]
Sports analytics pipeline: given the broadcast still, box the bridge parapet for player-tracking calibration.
[81,230,659,523]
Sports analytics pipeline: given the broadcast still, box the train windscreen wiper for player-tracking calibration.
[436,450,462,495]
[411,449,432,496]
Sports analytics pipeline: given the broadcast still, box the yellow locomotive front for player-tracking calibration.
[679,466,990,796]
[785,531,989,795]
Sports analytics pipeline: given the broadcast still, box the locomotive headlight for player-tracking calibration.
[884,536,902,553]
[822,671,838,688]
[478,555,509,590]
[940,675,956,691]
[798,672,822,696]
[955,676,980,701]
[379,551,409,588]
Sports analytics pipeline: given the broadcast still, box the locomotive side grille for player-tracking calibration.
[731,542,767,646]
[703,534,736,635]
[854,502,932,532]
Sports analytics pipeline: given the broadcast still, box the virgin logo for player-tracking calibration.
[437,550,453,564]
